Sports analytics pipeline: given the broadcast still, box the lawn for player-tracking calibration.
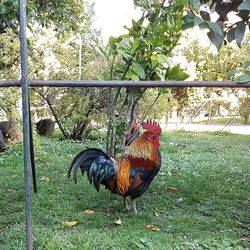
[0,132,249,249]
[194,117,249,125]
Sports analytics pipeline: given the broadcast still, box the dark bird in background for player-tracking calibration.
[68,120,162,213]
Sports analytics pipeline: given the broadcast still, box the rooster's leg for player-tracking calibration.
[124,197,130,211]
[131,199,138,214]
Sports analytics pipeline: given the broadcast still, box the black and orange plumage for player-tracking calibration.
[68,119,162,213]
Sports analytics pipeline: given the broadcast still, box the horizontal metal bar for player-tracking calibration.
[0,80,250,88]
[0,80,20,87]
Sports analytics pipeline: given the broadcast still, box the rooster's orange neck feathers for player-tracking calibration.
[125,136,160,166]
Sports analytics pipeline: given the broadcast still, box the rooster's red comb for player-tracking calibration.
[141,119,162,134]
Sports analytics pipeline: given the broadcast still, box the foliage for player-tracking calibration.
[99,1,188,155]
[183,0,250,50]
[0,132,249,249]
[177,38,250,119]
[0,29,20,120]
[137,89,174,121]
[34,87,104,140]
[0,0,86,34]
[228,47,250,83]
[0,88,21,121]
[238,89,250,124]
[29,19,106,139]
[0,29,19,73]
[0,4,104,139]
[183,38,250,82]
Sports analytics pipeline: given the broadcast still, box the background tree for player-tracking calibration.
[0,29,20,121]
[0,0,86,34]
[98,0,189,155]
[238,89,250,124]
[0,1,105,140]
[29,19,106,140]
[177,35,250,121]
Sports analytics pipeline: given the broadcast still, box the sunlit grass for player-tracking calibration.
[0,132,249,249]
[194,117,249,125]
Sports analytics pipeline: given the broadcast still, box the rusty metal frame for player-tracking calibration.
[0,0,249,249]
[0,79,250,88]
[19,0,33,249]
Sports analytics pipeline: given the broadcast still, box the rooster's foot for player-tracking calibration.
[131,199,138,214]
[123,197,131,211]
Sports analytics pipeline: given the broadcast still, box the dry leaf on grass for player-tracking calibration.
[41,176,50,182]
[82,209,95,214]
[115,218,122,225]
[61,221,77,227]
[167,187,178,192]
[144,225,160,231]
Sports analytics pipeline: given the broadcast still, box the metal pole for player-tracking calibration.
[29,99,37,193]
[19,0,33,249]
[0,80,250,88]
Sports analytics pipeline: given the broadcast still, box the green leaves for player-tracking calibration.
[205,22,223,36]
[132,62,146,79]
[227,61,250,83]
[242,61,250,70]
[238,0,250,11]
[132,38,140,51]
[236,71,250,83]
[0,5,7,15]
[105,1,185,83]
[167,64,189,81]
[207,30,224,51]
[234,65,250,83]
[183,12,225,50]
[235,21,246,47]
[0,0,86,34]
[202,21,224,50]
[176,0,189,6]
[227,28,236,43]
[183,0,249,49]
[193,16,203,26]
[189,0,200,7]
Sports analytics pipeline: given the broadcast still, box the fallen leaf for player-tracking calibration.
[61,221,77,227]
[115,218,122,225]
[144,225,160,231]
[82,209,95,214]
[167,187,178,192]
[159,172,167,176]
[41,176,50,182]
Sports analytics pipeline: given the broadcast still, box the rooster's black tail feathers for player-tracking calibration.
[68,148,116,192]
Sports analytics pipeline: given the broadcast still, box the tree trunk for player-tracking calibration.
[35,90,70,139]
[46,96,70,139]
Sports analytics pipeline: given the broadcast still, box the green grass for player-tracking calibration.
[194,117,249,125]
[0,132,249,249]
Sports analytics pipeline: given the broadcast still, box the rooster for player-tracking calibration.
[68,120,162,213]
